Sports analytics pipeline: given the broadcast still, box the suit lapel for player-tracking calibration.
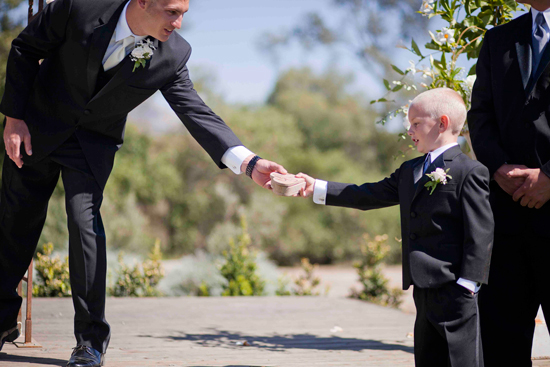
[91,37,158,102]
[515,11,533,92]
[413,155,425,186]
[527,36,550,95]
[411,146,462,202]
[86,0,128,97]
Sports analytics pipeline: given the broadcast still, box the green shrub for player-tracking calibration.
[349,234,402,308]
[292,258,327,296]
[33,243,71,297]
[108,240,165,297]
[220,217,265,296]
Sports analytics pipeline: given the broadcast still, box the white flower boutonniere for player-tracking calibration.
[424,168,452,195]
[130,39,156,72]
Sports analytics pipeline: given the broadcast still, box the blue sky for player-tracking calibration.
[180,0,382,104]
[11,1,528,132]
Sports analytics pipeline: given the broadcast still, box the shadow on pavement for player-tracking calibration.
[140,328,414,354]
[0,352,66,366]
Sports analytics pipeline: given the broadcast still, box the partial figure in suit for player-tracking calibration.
[295,88,494,367]
[0,0,286,365]
[468,1,550,366]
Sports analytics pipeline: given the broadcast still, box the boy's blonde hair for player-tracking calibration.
[409,88,466,134]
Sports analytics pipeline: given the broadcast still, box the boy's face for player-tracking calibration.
[407,104,442,154]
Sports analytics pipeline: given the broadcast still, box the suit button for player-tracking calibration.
[410,212,417,218]
[410,233,417,240]
[84,109,91,115]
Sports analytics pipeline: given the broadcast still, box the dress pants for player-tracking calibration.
[0,135,110,353]
[479,233,550,367]
[413,282,483,367]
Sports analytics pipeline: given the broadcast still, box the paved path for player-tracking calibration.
[2,297,416,367]
[1,265,548,366]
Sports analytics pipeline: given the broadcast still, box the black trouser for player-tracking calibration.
[479,233,550,367]
[413,282,483,367]
[0,135,110,353]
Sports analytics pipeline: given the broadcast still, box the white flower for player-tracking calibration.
[130,39,156,72]
[407,60,417,74]
[436,27,455,45]
[131,48,146,59]
[425,168,452,195]
[432,168,448,184]
[403,118,411,131]
[419,0,435,16]
[465,75,476,90]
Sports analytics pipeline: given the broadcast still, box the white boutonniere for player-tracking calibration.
[424,168,452,195]
[130,39,156,72]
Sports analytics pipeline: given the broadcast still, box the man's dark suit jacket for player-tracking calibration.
[325,146,494,290]
[468,12,550,237]
[0,0,242,188]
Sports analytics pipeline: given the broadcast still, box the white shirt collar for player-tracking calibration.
[531,8,550,33]
[428,142,459,163]
[114,1,147,43]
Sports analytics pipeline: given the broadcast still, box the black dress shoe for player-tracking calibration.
[66,345,104,367]
[0,324,20,351]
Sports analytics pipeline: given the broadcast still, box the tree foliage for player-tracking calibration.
[259,0,429,76]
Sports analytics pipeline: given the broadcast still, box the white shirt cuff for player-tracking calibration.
[221,146,254,175]
[457,278,481,293]
[313,179,328,205]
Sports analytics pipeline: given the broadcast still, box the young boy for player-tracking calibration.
[295,88,493,367]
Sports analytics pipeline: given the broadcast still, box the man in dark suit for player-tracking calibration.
[296,88,494,367]
[0,0,285,365]
[468,1,550,366]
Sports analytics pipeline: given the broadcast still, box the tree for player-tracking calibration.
[258,0,429,77]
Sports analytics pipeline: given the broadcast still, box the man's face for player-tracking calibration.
[142,0,189,42]
[407,104,442,154]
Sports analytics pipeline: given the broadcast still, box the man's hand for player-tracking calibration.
[4,117,32,168]
[494,164,528,195]
[510,168,550,209]
[295,172,315,198]
[241,154,287,189]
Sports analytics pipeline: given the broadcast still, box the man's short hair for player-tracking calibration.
[410,87,467,134]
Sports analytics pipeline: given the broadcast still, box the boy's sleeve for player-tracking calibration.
[325,168,400,210]
[460,164,494,284]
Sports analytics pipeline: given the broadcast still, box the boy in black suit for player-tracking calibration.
[295,88,494,367]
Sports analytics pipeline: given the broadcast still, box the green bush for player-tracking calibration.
[292,258,326,296]
[349,234,402,308]
[33,243,71,297]
[108,240,165,297]
[220,217,265,296]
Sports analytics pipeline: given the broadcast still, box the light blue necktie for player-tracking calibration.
[423,154,431,174]
[533,13,547,73]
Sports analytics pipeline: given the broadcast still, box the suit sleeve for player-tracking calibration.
[160,47,242,169]
[460,164,494,284]
[0,0,71,119]
[325,168,400,210]
[467,29,511,177]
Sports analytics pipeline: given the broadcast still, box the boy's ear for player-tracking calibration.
[439,115,450,133]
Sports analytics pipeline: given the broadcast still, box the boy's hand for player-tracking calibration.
[295,173,315,198]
